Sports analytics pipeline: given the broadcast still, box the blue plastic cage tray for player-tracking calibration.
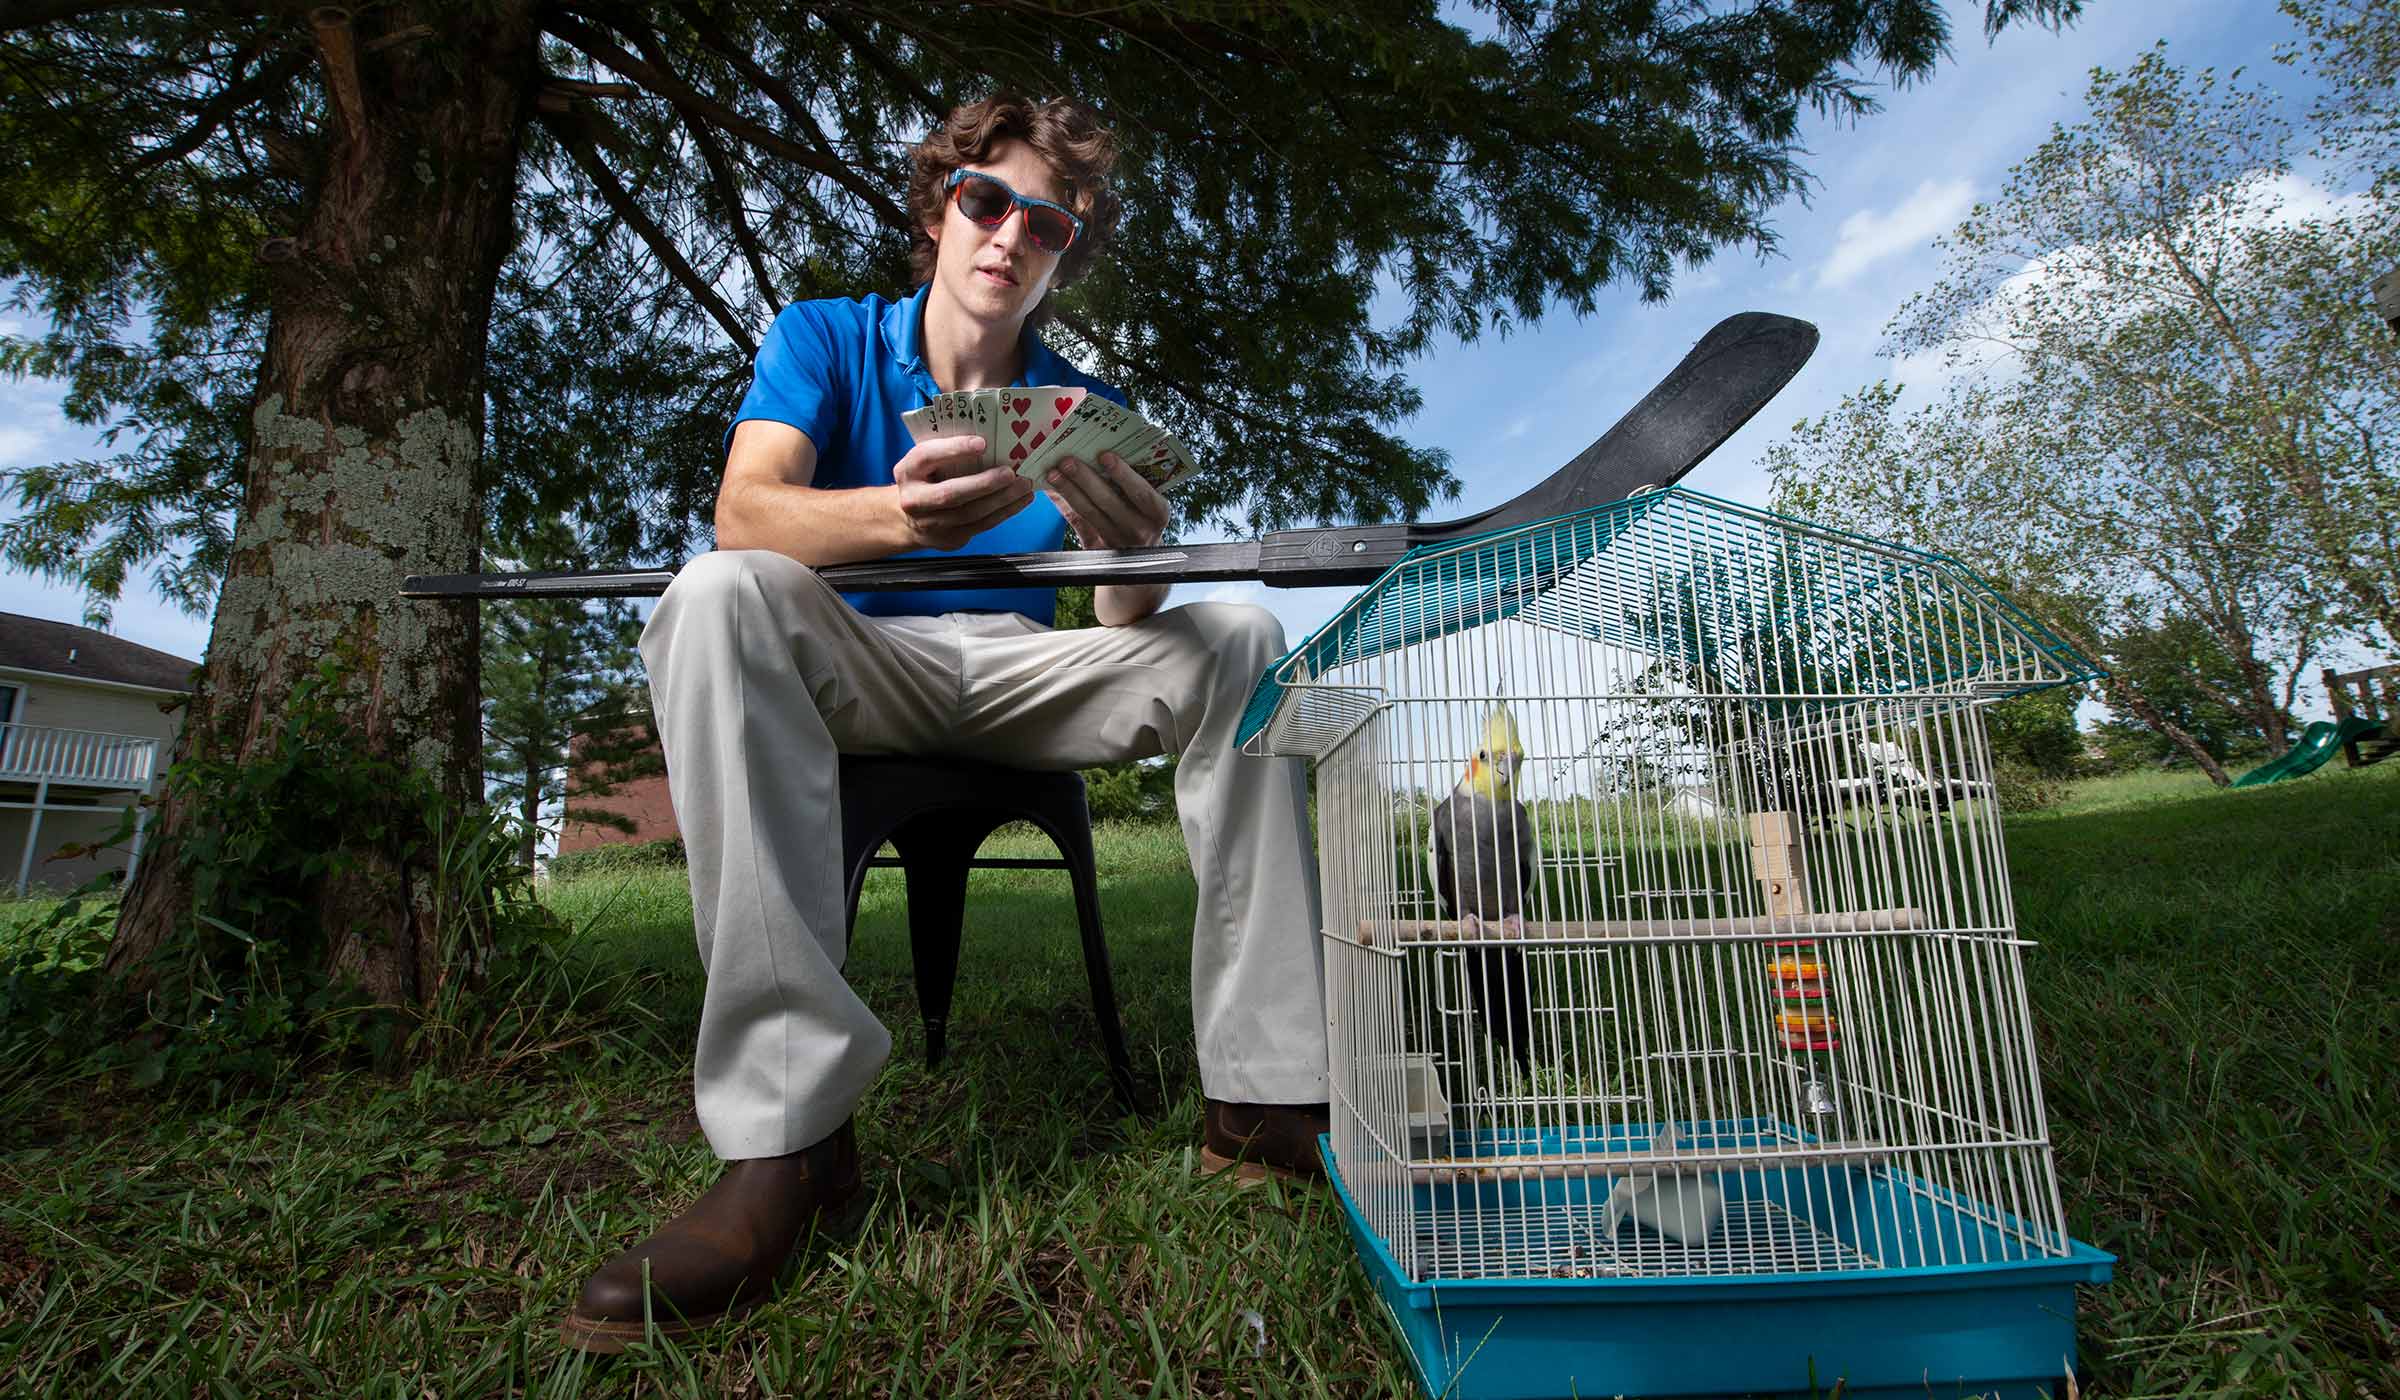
[1323,1134,2113,1400]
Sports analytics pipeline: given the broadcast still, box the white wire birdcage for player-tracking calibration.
[1239,488,2100,1294]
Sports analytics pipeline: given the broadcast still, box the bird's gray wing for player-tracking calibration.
[1512,799,1540,913]
[1429,793,1459,919]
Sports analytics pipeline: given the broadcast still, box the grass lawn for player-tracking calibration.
[1,763,2393,1397]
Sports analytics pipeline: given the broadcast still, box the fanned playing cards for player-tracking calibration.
[901,387,1198,495]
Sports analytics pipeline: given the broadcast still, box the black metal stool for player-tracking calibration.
[836,754,1142,1112]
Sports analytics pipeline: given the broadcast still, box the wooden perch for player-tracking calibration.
[1359,909,1925,948]
[1409,1139,1889,1184]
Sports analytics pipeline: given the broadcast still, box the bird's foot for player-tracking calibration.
[1500,914,1527,939]
[1460,912,1485,940]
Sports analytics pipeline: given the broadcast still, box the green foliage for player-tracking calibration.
[1052,585,1097,631]
[1082,754,1179,824]
[0,889,120,1076]
[140,659,442,1079]
[5,0,2086,619]
[2105,613,2296,761]
[6,769,2398,1394]
[481,516,654,866]
[1984,685,2085,777]
[1768,25,2400,768]
[0,653,627,1095]
[1990,755,2070,812]
[545,836,688,884]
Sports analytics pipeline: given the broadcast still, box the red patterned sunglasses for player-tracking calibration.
[945,170,1083,255]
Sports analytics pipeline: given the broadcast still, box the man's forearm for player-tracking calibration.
[1094,581,1170,627]
[718,480,914,567]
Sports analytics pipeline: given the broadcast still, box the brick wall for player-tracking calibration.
[557,714,680,855]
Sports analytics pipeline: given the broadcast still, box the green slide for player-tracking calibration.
[2230,716,2385,788]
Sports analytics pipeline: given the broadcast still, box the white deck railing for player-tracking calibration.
[0,721,160,790]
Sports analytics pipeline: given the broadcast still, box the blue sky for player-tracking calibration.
[0,0,2293,669]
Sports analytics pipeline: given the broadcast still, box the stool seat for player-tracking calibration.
[837,754,1141,1112]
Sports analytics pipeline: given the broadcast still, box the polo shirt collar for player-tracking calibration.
[883,281,1069,394]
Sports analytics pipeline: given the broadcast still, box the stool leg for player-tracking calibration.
[1044,815,1142,1115]
[889,813,998,1068]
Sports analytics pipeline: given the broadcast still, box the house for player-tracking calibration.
[0,611,199,895]
[555,710,679,858]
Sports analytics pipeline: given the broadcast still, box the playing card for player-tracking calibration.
[1009,387,1086,478]
[975,388,1005,466]
[903,387,1195,491]
[1027,394,1135,481]
[1123,430,1198,494]
[989,388,1050,473]
[934,389,995,466]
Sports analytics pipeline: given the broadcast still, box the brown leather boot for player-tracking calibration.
[559,1120,865,1353]
[1199,1099,1331,1185]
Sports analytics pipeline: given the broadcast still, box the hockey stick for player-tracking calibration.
[401,311,1816,601]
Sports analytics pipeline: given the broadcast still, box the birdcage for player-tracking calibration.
[1238,488,2115,1400]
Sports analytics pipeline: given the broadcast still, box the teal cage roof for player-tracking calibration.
[1236,488,2100,758]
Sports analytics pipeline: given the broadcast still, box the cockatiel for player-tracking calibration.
[1428,707,1540,1067]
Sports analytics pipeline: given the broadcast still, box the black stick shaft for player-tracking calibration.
[401,311,1817,602]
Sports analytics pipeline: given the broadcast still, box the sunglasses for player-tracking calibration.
[945,169,1083,255]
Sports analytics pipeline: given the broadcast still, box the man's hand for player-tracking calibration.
[894,436,1038,552]
[1042,451,1170,551]
[1043,451,1174,627]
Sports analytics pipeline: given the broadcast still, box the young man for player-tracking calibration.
[561,94,1330,1352]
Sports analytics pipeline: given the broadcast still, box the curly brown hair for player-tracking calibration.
[906,93,1120,300]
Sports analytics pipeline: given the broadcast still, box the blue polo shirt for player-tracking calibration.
[728,282,1126,624]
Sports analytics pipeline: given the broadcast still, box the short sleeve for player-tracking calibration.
[728,303,847,458]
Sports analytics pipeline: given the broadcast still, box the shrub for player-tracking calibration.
[546,836,687,883]
[1986,686,2085,777]
[4,651,662,1096]
[1993,755,2070,812]
[0,889,120,1076]
[1084,755,1178,823]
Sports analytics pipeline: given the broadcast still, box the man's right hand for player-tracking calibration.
[892,436,1037,552]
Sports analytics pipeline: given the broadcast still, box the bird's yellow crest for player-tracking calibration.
[1463,707,1525,799]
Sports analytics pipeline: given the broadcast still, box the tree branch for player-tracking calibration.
[683,111,779,308]
[0,0,218,34]
[1052,305,1364,467]
[805,5,944,120]
[308,6,369,154]
[669,0,901,212]
[536,75,642,113]
[542,9,909,231]
[542,110,758,360]
[128,45,310,179]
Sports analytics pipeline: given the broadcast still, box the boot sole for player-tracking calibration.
[558,1294,760,1355]
[556,1186,870,1354]
[1197,1145,1323,1188]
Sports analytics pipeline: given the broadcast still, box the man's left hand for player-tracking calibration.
[1043,452,1169,551]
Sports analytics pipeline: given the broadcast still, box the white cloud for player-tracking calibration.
[0,425,45,463]
[2242,169,2373,230]
[1816,179,1977,290]
[1176,579,1349,653]
[1947,166,2366,352]
[1183,580,1270,610]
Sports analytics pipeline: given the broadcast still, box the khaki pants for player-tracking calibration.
[639,550,1328,1159]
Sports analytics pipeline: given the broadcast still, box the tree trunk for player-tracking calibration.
[2054,619,2236,786]
[2105,672,2234,786]
[518,768,542,872]
[107,4,541,1005]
